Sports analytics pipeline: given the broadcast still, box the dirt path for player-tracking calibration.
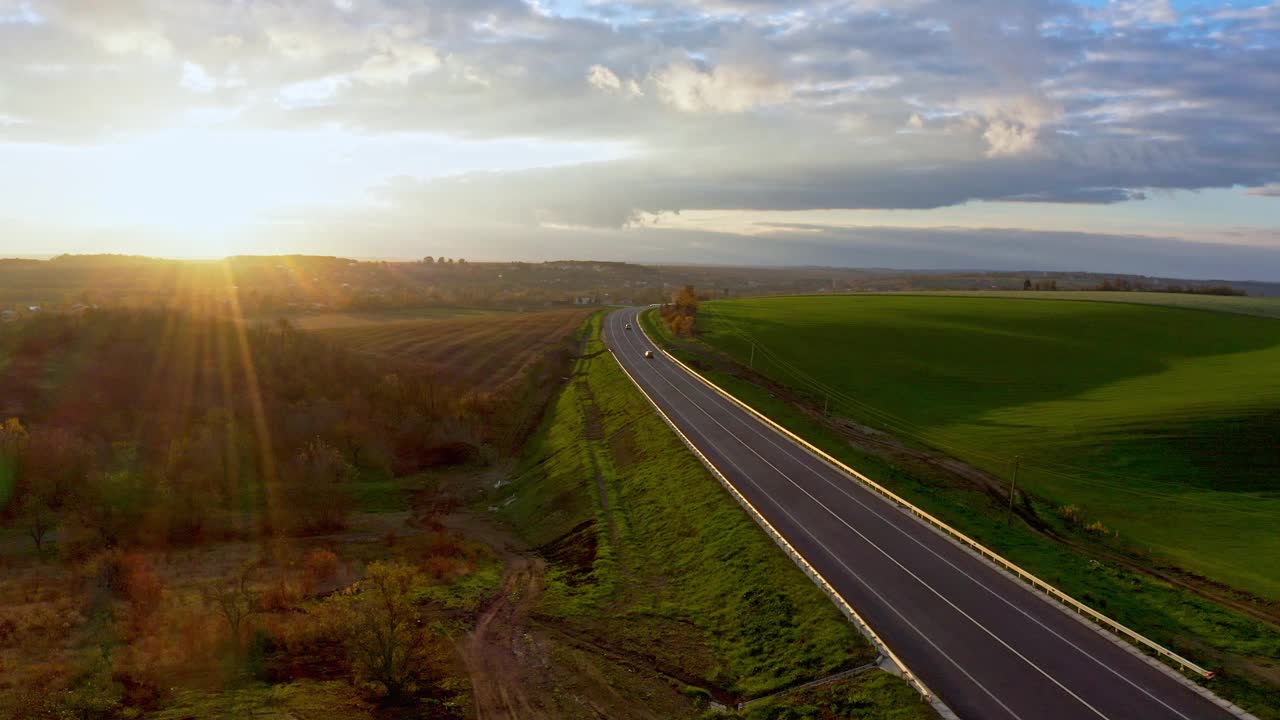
[460,555,552,720]
[438,506,698,720]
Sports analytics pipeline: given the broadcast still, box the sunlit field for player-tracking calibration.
[253,306,507,331]
[696,295,1280,599]
[886,290,1280,319]
[314,309,592,389]
[0,297,585,717]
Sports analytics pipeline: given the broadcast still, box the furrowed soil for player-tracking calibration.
[314,309,593,390]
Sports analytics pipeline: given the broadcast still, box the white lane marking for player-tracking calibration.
[656,360,1203,720]
[616,312,1113,720]
[607,313,1024,720]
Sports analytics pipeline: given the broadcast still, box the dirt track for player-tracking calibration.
[439,510,698,720]
[460,556,550,720]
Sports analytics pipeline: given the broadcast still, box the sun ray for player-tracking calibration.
[219,260,283,540]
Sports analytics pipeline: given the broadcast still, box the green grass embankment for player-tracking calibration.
[697,295,1280,597]
[501,312,932,715]
[873,290,1280,320]
[640,298,1280,718]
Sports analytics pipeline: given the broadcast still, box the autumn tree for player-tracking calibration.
[72,465,150,550]
[283,437,355,533]
[21,426,91,510]
[0,417,28,512]
[661,285,700,336]
[331,561,440,699]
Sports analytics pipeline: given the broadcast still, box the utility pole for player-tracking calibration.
[1007,455,1020,525]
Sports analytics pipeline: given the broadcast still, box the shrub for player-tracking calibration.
[302,548,341,593]
[278,438,355,534]
[327,560,443,699]
[1058,504,1083,527]
[260,578,304,612]
[121,554,164,628]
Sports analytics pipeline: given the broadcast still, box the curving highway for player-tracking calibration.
[603,307,1246,720]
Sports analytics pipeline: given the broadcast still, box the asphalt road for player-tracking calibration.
[603,307,1239,720]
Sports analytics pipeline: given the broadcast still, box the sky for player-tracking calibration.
[1,0,1278,279]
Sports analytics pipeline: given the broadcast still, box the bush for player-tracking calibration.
[327,561,444,699]
[260,578,304,612]
[277,438,355,534]
[121,554,164,626]
[302,548,341,593]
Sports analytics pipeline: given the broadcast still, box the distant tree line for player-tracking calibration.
[1095,278,1246,295]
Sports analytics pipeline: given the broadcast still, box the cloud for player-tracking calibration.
[180,61,216,93]
[587,64,621,92]
[996,187,1145,204]
[1100,0,1178,27]
[0,0,1277,257]
[652,58,790,113]
[354,32,439,86]
[239,203,1280,282]
[1247,185,1280,198]
[587,63,642,97]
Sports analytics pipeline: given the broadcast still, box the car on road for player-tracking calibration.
[625,323,632,330]
[643,350,654,359]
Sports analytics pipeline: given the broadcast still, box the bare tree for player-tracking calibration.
[206,564,259,640]
[21,494,55,554]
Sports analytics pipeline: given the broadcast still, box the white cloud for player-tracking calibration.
[0,0,1277,261]
[98,28,173,58]
[587,64,642,98]
[355,33,439,87]
[587,64,621,92]
[975,97,1062,156]
[277,75,351,108]
[1104,0,1178,26]
[180,61,216,93]
[653,58,790,113]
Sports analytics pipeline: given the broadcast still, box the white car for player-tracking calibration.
[643,350,654,359]
[625,323,632,330]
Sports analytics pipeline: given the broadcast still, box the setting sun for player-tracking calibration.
[1,1,1278,718]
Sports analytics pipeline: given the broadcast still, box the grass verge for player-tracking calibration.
[501,311,933,715]
[640,306,1280,718]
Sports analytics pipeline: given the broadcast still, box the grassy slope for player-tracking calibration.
[641,302,1280,718]
[501,313,932,716]
[695,295,1280,599]
[884,291,1280,320]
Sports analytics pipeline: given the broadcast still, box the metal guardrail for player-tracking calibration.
[641,324,1217,682]
[607,330,955,719]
